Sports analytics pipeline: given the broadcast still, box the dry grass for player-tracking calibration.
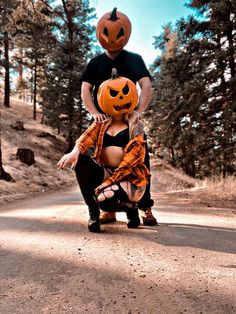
[0,97,76,206]
[198,176,236,200]
[151,157,197,192]
[180,175,236,209]
[1,97,235,210]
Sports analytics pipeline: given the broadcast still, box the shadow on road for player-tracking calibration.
[0,213,235,255]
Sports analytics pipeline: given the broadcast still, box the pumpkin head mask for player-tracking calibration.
[97,68,138,116]
[96,7,132,52]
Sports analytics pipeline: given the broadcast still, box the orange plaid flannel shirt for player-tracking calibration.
[75,118,150,187]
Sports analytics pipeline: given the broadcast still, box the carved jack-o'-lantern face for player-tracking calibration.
[97,68,138,116]
[96,7,131,52]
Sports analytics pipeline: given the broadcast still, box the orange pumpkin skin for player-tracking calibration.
[97,69,138,116]
[96,8,132,52]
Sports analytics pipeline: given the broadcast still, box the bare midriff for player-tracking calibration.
[100,117,128,168]
[100,146,124,168]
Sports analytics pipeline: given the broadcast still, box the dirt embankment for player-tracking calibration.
[1,98,235,210]
[0,98,76,206]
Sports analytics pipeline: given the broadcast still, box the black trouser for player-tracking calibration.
[88,116,153,210]
[75,154,104,212]
[75,154,131,213]
[138,134,154,209]
[75,144,153,211]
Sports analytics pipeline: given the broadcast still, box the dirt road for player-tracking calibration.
[0,188,235,314]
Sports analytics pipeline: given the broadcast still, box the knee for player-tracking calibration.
[97,185,119,202]
[98,187,119,212]
[75,154,89,169]
[98,185,130,212]
[75,154,92,183]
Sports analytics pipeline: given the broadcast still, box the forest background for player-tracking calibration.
[0,0,235,188]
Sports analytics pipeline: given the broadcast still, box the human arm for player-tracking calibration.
[81,82,108,123]
[57,122,99,170]
[56,147,81,170]
[136,76,153,115]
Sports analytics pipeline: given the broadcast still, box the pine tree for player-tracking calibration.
[41,0,96,151]
[10,0,56,119]
[0,0,19,181]
[148,0,235,178]
[0,0,19,107]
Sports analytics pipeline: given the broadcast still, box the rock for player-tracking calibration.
[11,120,25,130]
[16,148,35,166]
[37,131,56,139]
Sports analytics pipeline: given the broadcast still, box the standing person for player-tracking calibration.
[81,8,158,226]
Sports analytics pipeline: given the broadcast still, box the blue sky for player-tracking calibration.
[92,0,193,66]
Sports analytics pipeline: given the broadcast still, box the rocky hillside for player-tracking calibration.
[0,98,76,205]
[0,98,197,207]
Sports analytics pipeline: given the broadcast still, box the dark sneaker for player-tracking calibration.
[126,205,140,229]
[88,219,101,232]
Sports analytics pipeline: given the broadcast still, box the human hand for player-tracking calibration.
[56,147,80,170]
[126,110,141,122]
[92,112,109,123]
[95,182,110,196]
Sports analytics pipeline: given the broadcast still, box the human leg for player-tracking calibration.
[97,182,140,228]
[138,135,158,226]
[75,154,104,232]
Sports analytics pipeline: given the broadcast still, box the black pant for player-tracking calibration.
[75,151,153,211]
[75,154,104,212]
[88,117,153,210]
[75,154,130,211]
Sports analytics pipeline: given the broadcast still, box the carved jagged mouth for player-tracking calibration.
[113,102,131,111]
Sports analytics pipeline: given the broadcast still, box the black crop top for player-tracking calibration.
[103,128,129,148]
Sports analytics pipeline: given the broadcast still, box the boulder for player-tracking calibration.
[37,131,56,139]
[11,120,25,130]
[16,148,35,166]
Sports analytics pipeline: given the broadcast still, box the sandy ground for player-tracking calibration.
[1,97,235,313]
[0,187,235,314]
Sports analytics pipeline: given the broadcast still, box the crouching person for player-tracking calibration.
[57,69,150,232]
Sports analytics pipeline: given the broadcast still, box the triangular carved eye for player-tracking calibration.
[122,83,129,95]
[109,88,119,97]
[116,27,124,39]
[103,27,108,36]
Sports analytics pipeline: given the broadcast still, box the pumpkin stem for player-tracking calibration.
[109,7,119,21]
[111,68,118,79]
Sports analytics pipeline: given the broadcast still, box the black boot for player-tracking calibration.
[88,207,100,232]
[126,203,140,229]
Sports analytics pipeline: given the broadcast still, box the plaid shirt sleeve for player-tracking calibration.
[103,134,148,186]
[75,122,100,153]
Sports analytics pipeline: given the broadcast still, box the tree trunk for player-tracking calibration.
[17,48,24,99]
[226,11,235,78]
[66,86,75,153]
[3,31,10,108]
[0,146,13,182]
[226,18,236,107]
[66,130,74,153]
[33,59,38,120]
[30,69,34,103]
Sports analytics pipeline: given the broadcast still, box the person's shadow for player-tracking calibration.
[132,222,236,255]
